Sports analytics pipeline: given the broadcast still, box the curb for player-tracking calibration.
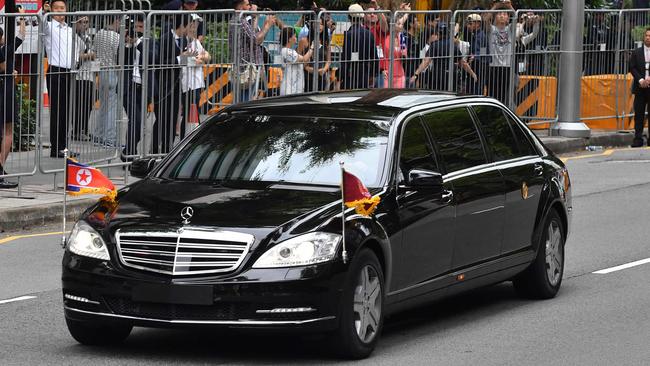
[541,133,633,155]
[0,198,96,233]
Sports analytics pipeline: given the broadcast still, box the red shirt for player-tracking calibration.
[369,23,389,71]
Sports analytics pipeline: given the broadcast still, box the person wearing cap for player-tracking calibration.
[463,13,488,95]
[340,3,378,89]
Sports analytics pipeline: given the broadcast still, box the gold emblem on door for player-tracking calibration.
[521,182,529,200]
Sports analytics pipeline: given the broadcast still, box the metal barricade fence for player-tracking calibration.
[616,9,650,131]
[4,6,648,189]
[390,10,452,91]
[582,9,623,130]
[513,9,562,131]
[316,10,390,92]
[233,10,318,102]
[0,12,39,190]
[38,11,145,176]
[142,10,234,157]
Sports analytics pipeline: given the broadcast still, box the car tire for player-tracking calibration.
[330,248,385,359]
[65,317,132,345]
[513,209,565,299]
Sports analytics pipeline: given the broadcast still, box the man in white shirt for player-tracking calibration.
[43,0,78,158]
[629,28,650,147]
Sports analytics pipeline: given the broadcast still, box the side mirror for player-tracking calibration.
[408,169,444,190]
[129,158,157,178]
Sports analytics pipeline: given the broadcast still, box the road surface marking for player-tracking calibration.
[0,231,64,245]
[0,296,37,305]
[561,146,650,162]
[593,258,650,274]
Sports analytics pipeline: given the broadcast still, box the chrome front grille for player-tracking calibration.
[115,228,254,276]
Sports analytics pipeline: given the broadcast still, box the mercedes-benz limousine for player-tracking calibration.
[62,89,571,359]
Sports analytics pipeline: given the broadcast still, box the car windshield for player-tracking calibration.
[157,114,390,187]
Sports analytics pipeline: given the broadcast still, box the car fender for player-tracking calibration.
[343,215,394,293]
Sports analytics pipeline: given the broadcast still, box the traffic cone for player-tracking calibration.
[189,103,199,125]
[43,79,49,108]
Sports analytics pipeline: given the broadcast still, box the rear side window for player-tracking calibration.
[505,114,538,157]
[398,119,438,182]
[421,107,487,173]
[473,105,520,161]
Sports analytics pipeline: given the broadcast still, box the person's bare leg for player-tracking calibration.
[0,122,11,167]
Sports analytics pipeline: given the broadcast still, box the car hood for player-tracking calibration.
[101,179,341,231]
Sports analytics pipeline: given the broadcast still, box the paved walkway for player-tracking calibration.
[0,129,636,232]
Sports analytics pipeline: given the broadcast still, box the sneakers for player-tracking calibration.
[0,164,18,189]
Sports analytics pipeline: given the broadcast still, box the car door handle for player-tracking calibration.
[440,190,454,204]
[534,164,544,176]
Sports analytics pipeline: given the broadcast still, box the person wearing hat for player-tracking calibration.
[463,13,488,95]
[340,3,378,89]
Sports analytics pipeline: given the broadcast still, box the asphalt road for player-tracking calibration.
[2,147,650,365]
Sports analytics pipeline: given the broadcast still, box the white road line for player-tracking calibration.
[593,258,650,274]
[0,295,37,305]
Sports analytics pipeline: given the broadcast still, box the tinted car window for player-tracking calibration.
[422,107,487,173]
[399,119,438,182]
[473,105,520,161]
[505,114,538,157]
[158,115,389,187]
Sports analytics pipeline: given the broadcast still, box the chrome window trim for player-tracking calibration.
[65,306,335,326]
[115,228,254,276]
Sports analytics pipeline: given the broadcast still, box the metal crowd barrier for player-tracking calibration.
[4,7,650,192]
[0,12,39,192]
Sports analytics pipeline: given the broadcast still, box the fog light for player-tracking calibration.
[256,307,316,314]
[64,293,100,305]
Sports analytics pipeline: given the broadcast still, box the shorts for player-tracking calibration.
[0,77,18,138]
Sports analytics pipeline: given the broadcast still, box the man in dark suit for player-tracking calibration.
[152,14,189,154]
[123,15,158,159]
[341,3,378,90]
[629,27,650,147]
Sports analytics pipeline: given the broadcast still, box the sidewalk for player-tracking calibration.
[0,129,635,232]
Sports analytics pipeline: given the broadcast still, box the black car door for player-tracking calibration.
[421,107,506,270]
[394,116,456,291]
[472,105,544,254]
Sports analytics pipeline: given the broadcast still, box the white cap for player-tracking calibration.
[467,13,482,22]
[348,4,364,19]
[190,13,203,22]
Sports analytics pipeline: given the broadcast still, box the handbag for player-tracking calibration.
[239,62,259,88]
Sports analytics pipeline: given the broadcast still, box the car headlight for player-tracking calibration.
[67,221,110,260]
[252,232,342,268]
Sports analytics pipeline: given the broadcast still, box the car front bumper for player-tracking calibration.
[62,251,343,332]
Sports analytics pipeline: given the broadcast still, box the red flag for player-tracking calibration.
[342,170,380,216]
[66,159,116,200]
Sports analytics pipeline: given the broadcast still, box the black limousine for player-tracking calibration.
[63,89,571,359]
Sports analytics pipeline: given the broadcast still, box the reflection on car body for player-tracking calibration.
[62,89,572,359]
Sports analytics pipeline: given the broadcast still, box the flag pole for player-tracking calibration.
[62,149,68,248]
[339,161,348,264]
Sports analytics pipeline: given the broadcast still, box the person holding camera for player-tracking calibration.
[229,0,277,102]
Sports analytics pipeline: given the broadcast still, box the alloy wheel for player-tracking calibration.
[353,264,382,344]
[545,220,563,286]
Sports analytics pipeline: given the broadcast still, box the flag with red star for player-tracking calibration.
[66,159,116,200]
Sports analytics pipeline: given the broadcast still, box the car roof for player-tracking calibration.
[227,89,479,121]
